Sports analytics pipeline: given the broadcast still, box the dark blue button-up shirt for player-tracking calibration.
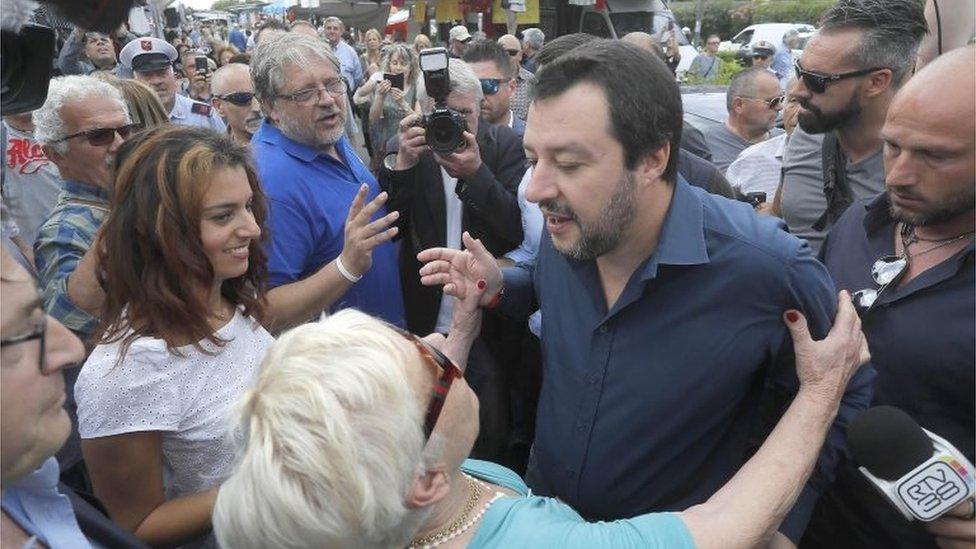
[252,121,405,325]
[500,178,874,541]
[804,193,974,548]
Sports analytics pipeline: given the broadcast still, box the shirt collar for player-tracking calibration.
[639,176,710,280]
[256,120,349,164]
[169,94,187,120]
[63,180,109,202]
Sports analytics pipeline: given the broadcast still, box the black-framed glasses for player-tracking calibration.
[393,326,463,440]
[276,79,347,104]
[852,255,908,316]
[1,315,47,374]
[740,94,786,109]
[51,123,139,146]
[793,59,888,94]
[479,78,511,96]
[216,91,256,106]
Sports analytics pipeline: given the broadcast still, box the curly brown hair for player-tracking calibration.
[95,125,268,358]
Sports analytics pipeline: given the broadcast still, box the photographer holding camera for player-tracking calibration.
[380,52,526,460]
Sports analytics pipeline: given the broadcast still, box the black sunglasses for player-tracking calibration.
[393,326,463,440]
[1,314,47,374]
[793,59,887,94]
[852,254,908,316]
[504,48,520,57]
[480,78,511,96]
[52,123,139,146]
[216,91,256,106]
[740,94,786,110]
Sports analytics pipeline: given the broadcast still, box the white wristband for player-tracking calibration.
[335,255,363,283]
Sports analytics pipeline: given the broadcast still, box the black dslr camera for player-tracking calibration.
[419,47,467,154]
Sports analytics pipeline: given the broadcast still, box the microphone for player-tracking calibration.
[848,406,975,522]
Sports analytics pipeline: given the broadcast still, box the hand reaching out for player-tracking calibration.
[339,184,399,278]
[417,232,503,306]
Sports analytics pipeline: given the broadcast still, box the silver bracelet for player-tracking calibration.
[335,255,363,283]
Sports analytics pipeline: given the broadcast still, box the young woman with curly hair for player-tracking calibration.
[74,125,274,547]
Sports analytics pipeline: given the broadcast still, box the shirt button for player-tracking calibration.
[589,376,599,385]
[567,469,576,479]
[598,324,608,333]
[577,424,586,432]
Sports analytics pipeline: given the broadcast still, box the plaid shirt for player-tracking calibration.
[34,181,109,339]
[511,66,536,122]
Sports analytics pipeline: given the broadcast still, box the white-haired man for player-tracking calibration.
[249,33,403,330]
[520,28,545,73]
[33,76,132,342]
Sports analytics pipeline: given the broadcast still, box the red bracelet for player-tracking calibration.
[486,286,504,310]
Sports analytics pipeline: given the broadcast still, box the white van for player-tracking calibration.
[577,0,699,74]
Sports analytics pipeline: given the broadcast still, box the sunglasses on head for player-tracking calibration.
[793,59,887,94]
[52,123,139,146]
[216,91,256,106]
[393,326,463,440]
[480,78,511,96]
[852,254,908,316]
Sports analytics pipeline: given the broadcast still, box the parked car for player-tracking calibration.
[719,22,816,59]
[681,85,728,136]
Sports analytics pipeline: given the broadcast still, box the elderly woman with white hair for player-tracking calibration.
[213,253,870,548]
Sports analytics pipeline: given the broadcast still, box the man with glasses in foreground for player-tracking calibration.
[249,33,405,329]
[0,247,147,548]
[776,0,927,253]
[803,45,975,549]
[703,67,785,173]
[211,62,263,145]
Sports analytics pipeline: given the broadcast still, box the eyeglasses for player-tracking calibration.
[479,78,511,96]
[393,326,463,440]
[504,48,520,57]
[216,91,256,106]
[852,255,908,316]
[1,314,47,374]
[276,79,347,104]
[793,59,887,94]
[51,123,139,146]
[739,94,786,109]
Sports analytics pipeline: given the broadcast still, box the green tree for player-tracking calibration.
[211,0,241,11]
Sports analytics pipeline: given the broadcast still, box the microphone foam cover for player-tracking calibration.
[848,406,934,481]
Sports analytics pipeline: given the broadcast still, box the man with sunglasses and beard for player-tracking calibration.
[775,0,927,253]
[211,63,263,145]
[801,45,975,549]
[704,68,785,173]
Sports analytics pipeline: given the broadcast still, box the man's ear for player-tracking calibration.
[637,141,670,189]
[864,68,895,98]
[405,468,452,509]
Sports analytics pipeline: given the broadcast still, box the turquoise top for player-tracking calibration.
[463,459,696,548]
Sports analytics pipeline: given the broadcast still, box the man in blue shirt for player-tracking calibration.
[228,24,247,52]
[418,40,873,544]
[771,30,798,89]
[249,33,404,329]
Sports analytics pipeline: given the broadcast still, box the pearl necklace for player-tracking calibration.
[408,474,505,549]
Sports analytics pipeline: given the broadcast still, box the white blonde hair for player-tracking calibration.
[213,310,438,549]
[32,75,129,155]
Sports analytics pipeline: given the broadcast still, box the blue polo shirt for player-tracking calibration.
[803,193,974,548]
[499,178,875,542]
[251,121,405,325]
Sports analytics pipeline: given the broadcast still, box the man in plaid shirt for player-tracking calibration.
[33,76,130,342]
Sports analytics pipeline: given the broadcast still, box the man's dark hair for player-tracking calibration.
[535,33,597,69]
[818,0,927,86]
[534,40,682,182]
[462,39,514,78]
[726,67,777,111]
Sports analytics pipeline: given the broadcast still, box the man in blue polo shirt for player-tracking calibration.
[249,33,404,330]
[418,40,873,544]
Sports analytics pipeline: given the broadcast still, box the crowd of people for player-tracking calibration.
[0,0,973,547]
